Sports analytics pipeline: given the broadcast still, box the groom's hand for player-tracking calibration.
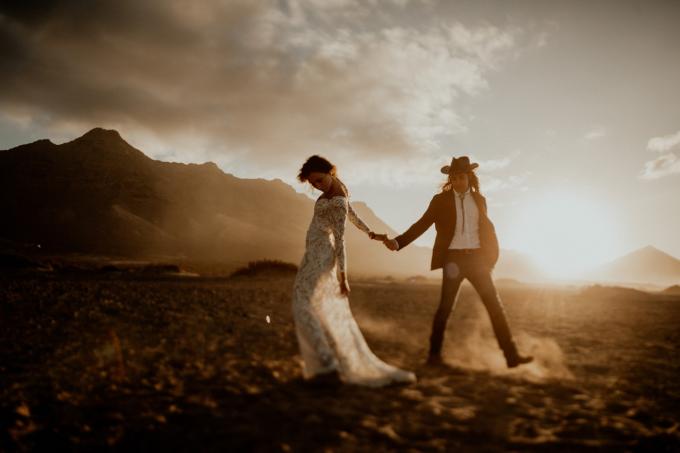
[383,238,399,251]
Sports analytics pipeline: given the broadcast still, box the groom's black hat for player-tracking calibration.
[440,156,479,175]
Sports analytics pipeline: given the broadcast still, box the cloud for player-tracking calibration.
[330,149,521,190]
[478,157,512,171]
[639,153,680,180]
[584,126,606,140]
[480,172,530,193]
[0,0,522,177]
[473,150,521,172]
[647,129,680,152]
[639,129,680,179]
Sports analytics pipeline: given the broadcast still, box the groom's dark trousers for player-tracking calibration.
[429,249,515,358]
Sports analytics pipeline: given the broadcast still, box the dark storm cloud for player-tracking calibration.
[0,0,517,165]
[1,0,221,120]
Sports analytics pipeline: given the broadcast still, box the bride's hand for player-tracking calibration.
[340,279,350,296]
[338,272,350,295]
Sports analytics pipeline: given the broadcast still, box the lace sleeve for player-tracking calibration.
[330,200,348,274]
[348,202,371,235]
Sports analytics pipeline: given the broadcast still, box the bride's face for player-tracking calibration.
[308,171,333,192]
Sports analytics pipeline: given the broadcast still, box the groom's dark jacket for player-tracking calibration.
[395,190,500,270]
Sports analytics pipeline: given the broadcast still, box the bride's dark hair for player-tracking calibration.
[297,155,337,183]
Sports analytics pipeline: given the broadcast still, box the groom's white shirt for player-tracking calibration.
[449,188,480,249]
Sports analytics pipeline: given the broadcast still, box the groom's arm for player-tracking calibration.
[394,196,437,250]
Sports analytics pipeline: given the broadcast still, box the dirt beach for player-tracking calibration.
[1,270,679,451]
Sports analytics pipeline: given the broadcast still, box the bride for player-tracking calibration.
[292,155,416,387]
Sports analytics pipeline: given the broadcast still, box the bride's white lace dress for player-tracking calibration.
[292,195,416,386]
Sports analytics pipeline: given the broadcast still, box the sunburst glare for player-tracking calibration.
[506,190,623,279]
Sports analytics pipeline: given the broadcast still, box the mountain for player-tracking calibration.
[591,246,680,286]
[0,128,544,280]
[0,128,431,276]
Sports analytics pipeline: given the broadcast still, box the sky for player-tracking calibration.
[1,0,679,276]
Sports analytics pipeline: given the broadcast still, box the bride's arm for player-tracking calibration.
[348,202,373,237]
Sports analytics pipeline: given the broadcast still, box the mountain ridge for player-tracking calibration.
[0,128,600,281]
[0,128,431,276]
[591,245,680,286]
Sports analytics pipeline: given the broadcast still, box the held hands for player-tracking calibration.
[368,231,397,250]
[383,238,399,251]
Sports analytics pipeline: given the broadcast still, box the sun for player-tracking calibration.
[504,189,622,279]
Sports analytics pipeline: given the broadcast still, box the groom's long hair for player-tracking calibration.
[441,171,481,194]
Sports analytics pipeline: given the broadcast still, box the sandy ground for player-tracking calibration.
[1,270,679,451]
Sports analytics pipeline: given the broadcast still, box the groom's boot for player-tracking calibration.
[505,350,533,368]
[503,339,533,368]
[426,333,444,365]
[483,304,533,368]
[426,352,444,366]
[426,318,447,366]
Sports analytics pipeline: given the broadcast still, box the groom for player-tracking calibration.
[384,156,533,368]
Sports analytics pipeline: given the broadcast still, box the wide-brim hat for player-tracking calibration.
[440,156,479,175]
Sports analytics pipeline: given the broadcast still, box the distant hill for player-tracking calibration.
[0,127,547,281]
[662,285,680,296]
[591,246,680,286]
[579,284,653,302]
